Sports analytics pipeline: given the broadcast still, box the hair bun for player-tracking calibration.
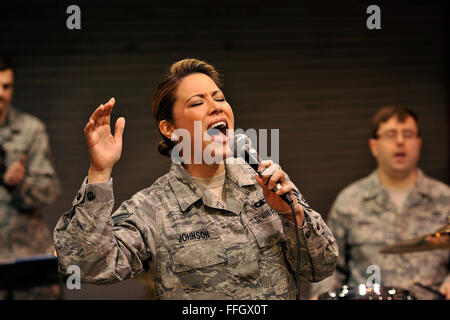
[157,138,172,157]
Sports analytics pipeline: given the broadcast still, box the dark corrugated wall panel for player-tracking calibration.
[1,0,448,299]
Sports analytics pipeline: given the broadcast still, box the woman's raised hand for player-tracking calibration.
[84,98,125,183]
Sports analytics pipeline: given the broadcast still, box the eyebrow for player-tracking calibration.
[185,90,222,103]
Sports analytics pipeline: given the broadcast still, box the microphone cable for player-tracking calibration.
[259,168,301,300]
[283,193,301,300]
[232,134,302,299]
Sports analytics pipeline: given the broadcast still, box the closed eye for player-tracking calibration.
[191,98,224,107]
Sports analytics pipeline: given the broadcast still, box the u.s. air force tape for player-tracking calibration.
[292,189,311,210]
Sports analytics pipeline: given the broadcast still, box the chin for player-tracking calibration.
[389,165,416,177]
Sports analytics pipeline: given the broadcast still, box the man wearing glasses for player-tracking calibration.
[310,105,450,300]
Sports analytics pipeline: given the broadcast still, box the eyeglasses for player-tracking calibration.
[376,129,418,141]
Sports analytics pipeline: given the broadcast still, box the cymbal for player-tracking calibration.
[379,225,450,254]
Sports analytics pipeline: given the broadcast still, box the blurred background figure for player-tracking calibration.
[0,56,62,300]
[310,106,450,300]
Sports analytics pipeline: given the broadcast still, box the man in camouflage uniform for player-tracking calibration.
[310,105,450,300]
[0,57,61,299]
[54,160,338,299]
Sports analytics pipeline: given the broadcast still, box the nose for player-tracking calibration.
[395,133,405,144]
[207,97,222,115]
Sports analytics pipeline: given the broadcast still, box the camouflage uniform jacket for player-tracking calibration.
[0,106,61,261]
[54,161,338,299]
[310,169,450,299]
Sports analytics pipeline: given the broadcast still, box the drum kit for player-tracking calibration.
[319,284,416,300]
[319,223,450,300]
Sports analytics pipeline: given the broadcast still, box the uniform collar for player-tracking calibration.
[224,158,258,187]
[168,158,257,213]
[362,170,384,201]
[168,163,202,212]
[0,106,22,139]
[363,168,432,205]
[0,106,19,128]
[407,169,433,206]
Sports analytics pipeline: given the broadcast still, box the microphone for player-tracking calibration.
[231,134,293,205]
[231,133,301,300]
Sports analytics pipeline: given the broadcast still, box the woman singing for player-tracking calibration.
[53,58,338,299]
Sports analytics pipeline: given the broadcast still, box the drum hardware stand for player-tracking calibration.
[413,282,446,300]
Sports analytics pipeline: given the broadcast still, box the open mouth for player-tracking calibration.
[206,120,229,142]
[394,151,407,159]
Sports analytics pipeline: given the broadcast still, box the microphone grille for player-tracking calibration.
[232,134,252,157]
